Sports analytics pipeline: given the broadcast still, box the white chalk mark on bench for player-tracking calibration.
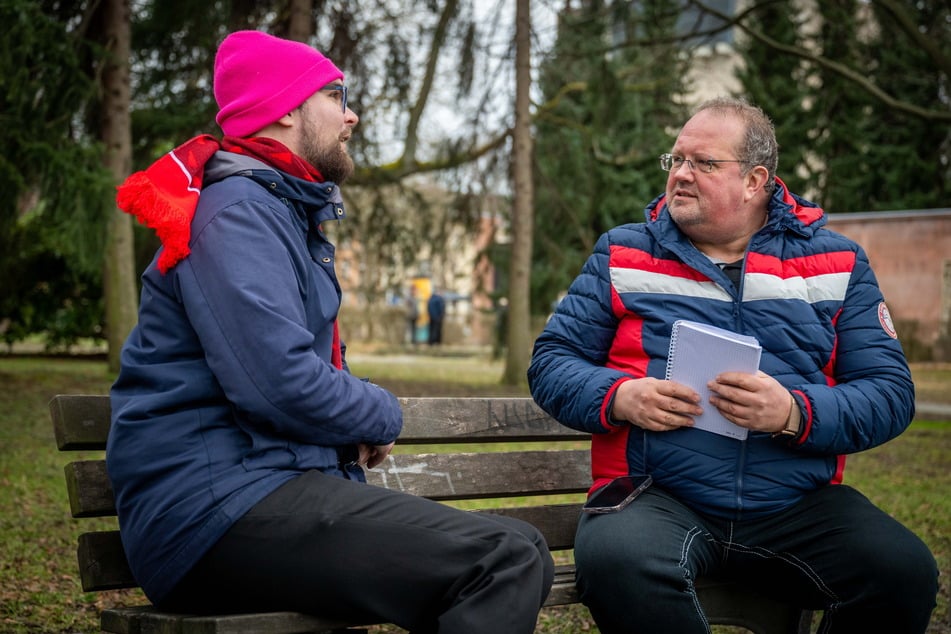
[374,457,456,494]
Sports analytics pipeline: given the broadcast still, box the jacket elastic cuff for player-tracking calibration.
[601,377,633,429]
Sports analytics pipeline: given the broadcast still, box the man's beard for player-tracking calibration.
[299,120,355,184]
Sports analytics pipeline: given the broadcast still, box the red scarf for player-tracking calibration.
[117,134,342,369]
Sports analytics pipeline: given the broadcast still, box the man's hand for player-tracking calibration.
[611,377,703,431]
[708,371,794,433]
[357,442,396,469]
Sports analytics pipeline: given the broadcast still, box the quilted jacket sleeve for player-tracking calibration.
[529,232,634,434]
[792,245,915,454]
[176,188,401,448]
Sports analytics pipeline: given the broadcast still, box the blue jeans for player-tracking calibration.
[574,484,937,633]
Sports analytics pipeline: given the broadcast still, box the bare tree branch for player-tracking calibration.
[874,0,951,76]
[352,129,510,185]
[402,0,460,168]
[535,80,589,113]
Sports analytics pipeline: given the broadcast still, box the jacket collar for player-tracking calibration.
[205,151,346,226]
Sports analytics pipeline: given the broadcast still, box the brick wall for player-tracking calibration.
[827,209,951,360]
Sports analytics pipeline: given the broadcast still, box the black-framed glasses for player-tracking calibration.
[659,153,748,174]
[320,84,348,113]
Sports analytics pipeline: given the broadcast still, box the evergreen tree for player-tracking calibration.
[733,0,813,197]
[531,0,689,315]
[810,0,879,214]
[859,0,948,210]
[736,0,949,213]
[0,0,112,274]
[0,0,112,348]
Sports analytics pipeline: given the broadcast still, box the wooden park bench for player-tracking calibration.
[51,394,813,634]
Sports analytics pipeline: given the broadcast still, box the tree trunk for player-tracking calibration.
[501,0,534,387]
[100,0,138,372]
[285,0,313,42]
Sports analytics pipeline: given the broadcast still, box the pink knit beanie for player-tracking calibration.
[214,30,344,137]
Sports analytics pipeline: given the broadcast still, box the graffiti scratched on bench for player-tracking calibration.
[396,397,585,442]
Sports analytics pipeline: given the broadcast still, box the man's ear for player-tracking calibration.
[745,165,770,199]
[275,111,295,128]
[253,112,296,140]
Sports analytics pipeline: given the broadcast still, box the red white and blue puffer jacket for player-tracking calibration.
[528,178,914,521]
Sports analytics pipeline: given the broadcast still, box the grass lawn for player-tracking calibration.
[0,353,948,633]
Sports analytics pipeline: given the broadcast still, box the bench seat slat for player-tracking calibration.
[100,574,806,632]
[133,610,365,634]
[102,580,809,634]
[102,605,368,634]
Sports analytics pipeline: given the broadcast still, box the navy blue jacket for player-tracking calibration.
[428,294,446,320]
[528,179,914,521]
[108,152,402,603]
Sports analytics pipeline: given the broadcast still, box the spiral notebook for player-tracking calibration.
[665,320,762,440]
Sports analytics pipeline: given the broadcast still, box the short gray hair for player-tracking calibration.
[694,96,778,195]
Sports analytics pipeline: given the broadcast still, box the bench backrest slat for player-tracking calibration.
[65,450,591,517]
[50,395,586,447]
[74,502,586,592]
[78,531,136,592]
[65,460,114,517]
[50,394,112,450]
[365,450,589,499]
[397,397,587,442]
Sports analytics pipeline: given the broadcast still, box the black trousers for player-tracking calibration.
[574,484,938,633]
[161,469,555,634]
[428,318,443,344]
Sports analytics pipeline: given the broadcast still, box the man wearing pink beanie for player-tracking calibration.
[109,30,553,633]
[214,30,345,138]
